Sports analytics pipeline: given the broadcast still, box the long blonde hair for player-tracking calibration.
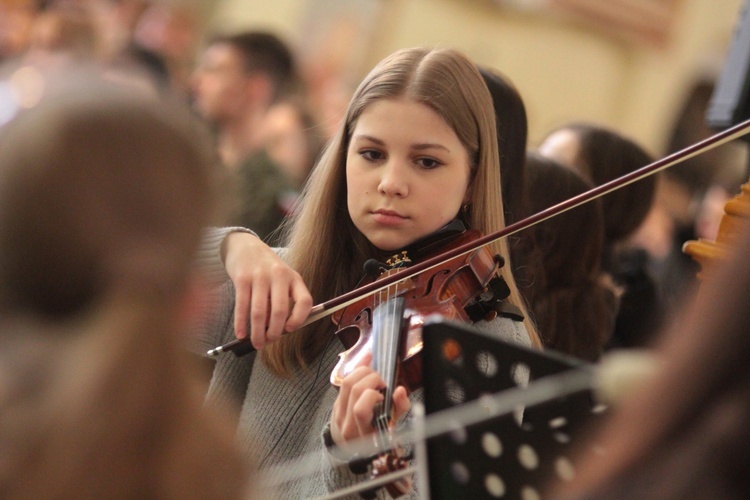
[263,47,541,376]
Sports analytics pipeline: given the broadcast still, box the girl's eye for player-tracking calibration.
[360,149,384,162]
[417,157,443,169]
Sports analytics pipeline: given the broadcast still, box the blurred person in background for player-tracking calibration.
[131,0,202,94]
[259,96,325,193]
[191,31,301,246]
[632,78,749,315]
[23,1,100,65]
[524,151,618,361]
[551,215,750,499]
[539,122,663,349]
[479,67,529,227]
[479,67,539,301]
[0,0,41,63]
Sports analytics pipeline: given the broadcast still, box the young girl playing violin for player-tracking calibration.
[198,46,542,497]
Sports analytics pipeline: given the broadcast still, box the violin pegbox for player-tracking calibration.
[386,251,411,268]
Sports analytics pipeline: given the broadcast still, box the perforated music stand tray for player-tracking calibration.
[421,318,607,499]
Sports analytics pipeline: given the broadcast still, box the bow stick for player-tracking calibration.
[208,117,750,357]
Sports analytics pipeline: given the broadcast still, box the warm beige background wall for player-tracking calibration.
[205,0,743,157]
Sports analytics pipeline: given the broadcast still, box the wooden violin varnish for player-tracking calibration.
[683,179,750,278]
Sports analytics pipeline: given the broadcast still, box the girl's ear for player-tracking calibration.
[463,180,474,204]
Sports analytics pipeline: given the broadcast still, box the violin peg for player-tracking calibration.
[386,251,412,267]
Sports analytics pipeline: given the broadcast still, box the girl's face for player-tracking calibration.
[346,98,473,251]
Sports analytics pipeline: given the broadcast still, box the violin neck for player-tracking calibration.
[371,296,407,421]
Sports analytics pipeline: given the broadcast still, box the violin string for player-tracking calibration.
[371,276,401,452]
[375,286,389,444]
[372,281,387,449]
[258,331,338,468]
[382,287,397,437]
[263,368,595,490]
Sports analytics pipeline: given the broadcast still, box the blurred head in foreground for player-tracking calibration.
[0,63,252,499]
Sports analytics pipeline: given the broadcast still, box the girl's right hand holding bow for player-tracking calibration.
[222,231,313,350]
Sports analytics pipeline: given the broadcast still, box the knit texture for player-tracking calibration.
[196,228,533,498]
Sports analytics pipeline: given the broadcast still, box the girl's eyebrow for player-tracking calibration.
[352,134,451,153]
[351,134,385,145]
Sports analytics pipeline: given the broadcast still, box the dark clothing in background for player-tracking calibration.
[606,248,665,349]
[229,150,295,247]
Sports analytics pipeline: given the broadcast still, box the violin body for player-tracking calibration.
[329,229,501,391]
[683,182,750,276]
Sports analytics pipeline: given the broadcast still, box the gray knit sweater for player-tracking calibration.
[196,228,533,498]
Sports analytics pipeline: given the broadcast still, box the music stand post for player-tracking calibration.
[421,318,607,499]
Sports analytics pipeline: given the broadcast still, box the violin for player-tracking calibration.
[330,222,504,390]
[329,221,507,498]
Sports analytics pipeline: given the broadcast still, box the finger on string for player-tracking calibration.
[340,365,379,400]
[333,362,377,445]
[348,371,386,400]
[352,387,385,437]
[336,363,375,414]
[346,372,386,433]
[392,386,411,421]
[340,369,381,423]
[334,356,380,439]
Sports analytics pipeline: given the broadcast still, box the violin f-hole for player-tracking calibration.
[411,269,451,299]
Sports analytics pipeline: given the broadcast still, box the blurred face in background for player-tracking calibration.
[260,102,311,187]
[0,0,38,60]
[538,129,582,176]
[191,42,251,126]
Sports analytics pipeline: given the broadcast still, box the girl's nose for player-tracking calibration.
[377,160,409,198]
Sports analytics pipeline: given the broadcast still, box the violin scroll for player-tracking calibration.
[369,449,412,498]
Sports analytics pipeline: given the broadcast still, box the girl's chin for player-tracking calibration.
[361,232,408,253]
[373,243,404,253]
[362,229,426,253]
[371,239,414,254]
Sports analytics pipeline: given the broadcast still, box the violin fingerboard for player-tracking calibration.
[371,297,407,410]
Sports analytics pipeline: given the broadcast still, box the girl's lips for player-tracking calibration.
[372,210,407,226]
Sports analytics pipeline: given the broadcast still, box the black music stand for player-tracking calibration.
[421,318,608,499]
